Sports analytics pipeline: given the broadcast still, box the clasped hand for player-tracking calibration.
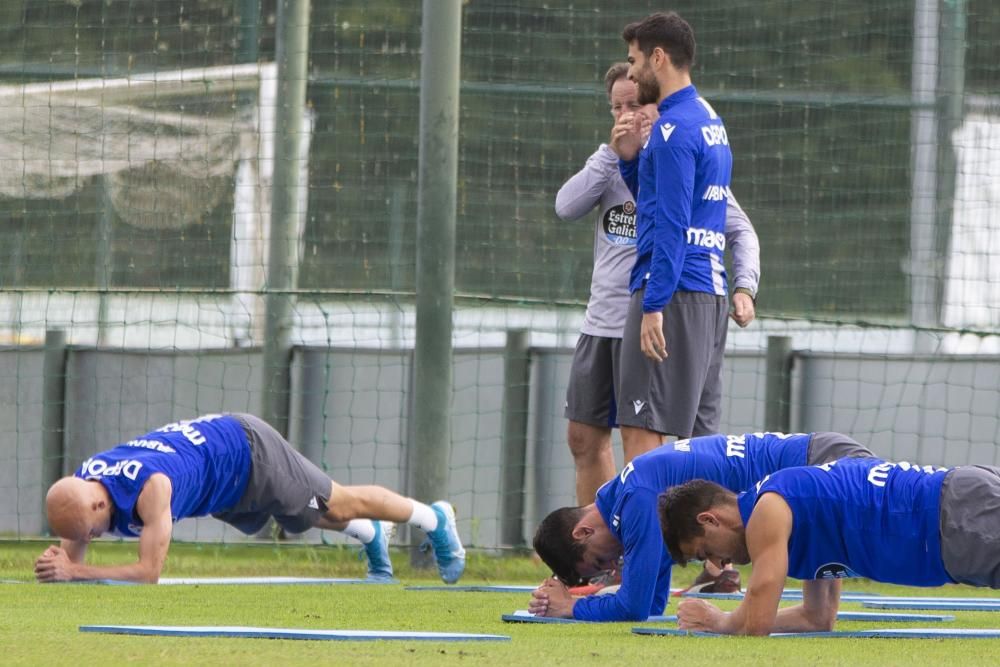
[676,598,726,632]
[527,576,576,618]
[34,545,75,582]
[610,112,648,161]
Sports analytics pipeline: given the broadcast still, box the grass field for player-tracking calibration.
[3,540,1000,665]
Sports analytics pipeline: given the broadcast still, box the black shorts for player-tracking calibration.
[212,413,332,535]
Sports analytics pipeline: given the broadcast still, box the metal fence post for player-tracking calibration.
[261,0,310,436]
[500,330,530,547]
[409,0,462,564]
[765,335,793,433]
[41,329,67,532]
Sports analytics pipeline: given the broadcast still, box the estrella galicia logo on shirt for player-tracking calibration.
[603,202,637,246]
[815,562,859,579]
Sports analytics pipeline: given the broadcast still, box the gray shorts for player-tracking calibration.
[212,413,332,535]
[617,288,728,437]
[938,465,1000,588]
[805,432,875,465]
[564,334,621,428]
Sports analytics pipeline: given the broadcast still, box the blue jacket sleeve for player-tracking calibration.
[618,157,639,200]
[643,139,696,312]
[572,489,673,621]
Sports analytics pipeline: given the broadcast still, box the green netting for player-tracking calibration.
[1,0,997,320]
[0,2,999,547]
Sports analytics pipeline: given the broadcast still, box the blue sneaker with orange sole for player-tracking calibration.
[422,501,466,584]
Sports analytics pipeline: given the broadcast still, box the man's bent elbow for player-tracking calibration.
[137,569,162,584]
[809,610,837,632]
[618,602,653,623]
[590,598,652,623]
[739,620,774,637]
[553,198,578,221]
[138,561,165,584]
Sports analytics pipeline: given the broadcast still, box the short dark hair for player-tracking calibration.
[622,12,695,71]
[533,506,588,586]
[658,479,734,564]
[603,62,630,99]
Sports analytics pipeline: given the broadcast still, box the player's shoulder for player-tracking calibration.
[618,476,661,505]
[665,94,722,124]
[135,472,173,508]
[682,97,730,148]
[614,486,659,532]
[650,107,713,151]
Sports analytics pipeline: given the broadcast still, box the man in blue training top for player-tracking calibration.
[529,432,872,621]
[556,61,760,506]
[34,413,465,584]
[660,457,1000,635]
[610,12,736,459]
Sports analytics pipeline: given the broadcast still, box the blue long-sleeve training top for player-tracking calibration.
[573,432,814,621]
[620,85,733,312]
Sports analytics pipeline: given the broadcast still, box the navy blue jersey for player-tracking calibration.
[620,85,732,312]
[75,414,252,537]
[574,432,812,621]
[738,457,953,586]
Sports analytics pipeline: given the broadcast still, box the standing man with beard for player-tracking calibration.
[610,13,738,458]
[556,63,759,508]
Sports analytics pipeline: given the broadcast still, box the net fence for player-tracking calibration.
[0,0,998,547]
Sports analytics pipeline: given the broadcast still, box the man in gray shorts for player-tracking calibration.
[557,61,759,505]
[528,431,874,621]
[609,14,758,462]
[658,456,1000,635]
[34,413,466,585]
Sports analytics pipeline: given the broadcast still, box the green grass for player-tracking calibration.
[3,540,1000,665]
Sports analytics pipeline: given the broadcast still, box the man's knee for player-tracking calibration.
[620,426,663,462]
[275,514,315,535]
[567,422,612,461]
[324,483,362,523]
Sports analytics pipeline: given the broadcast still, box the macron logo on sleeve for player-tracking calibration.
[660,123,676,143]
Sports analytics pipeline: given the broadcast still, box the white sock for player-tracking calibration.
[342,519,376,544]
[407,500,439,533]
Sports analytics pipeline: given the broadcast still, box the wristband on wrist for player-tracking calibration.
[733,287,756,305]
